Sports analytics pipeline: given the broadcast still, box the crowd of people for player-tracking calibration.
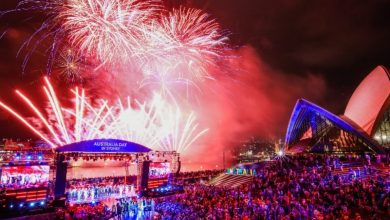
[0,173,49,190]
[63,196,156,219]
[64,202,112,219]
[58,154,389,219]
[111,197,155,219]
[66,176,137,203]
[1,169,49,190]
[149,163,171,179]
[0,174,49,190]
[154,155,390,219]
[67,184,137,203]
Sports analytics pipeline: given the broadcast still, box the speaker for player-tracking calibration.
[176,160,181,175]
[54,154,68,199]
[139,160,150,196]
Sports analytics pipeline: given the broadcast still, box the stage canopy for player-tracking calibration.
[56,139,152,153]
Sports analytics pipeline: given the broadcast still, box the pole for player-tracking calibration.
[124,160,129,185]
[223,148,225,170]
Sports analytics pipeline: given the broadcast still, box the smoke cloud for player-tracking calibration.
[182,46,326,168]
[76,45,327,169]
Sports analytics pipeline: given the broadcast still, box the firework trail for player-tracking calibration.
[5,0,67,73]
[139,7,228,97]
[59,0,162,65]
[6,1,227,90]
[152,6,227,74]
[5,0,162,72]
[0,0,232,155]
[0,78,207,153]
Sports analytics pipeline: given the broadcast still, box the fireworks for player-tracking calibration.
[152,6,227,72]
[0,0,231,154]
[0,78,207,153]
[138,6,228,99]
[59,0,161,65]
[9,0,228,84]
[55,49,85,82]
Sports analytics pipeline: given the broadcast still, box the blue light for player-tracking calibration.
[19,203,23,208]
[284,99,381,152]
[91,201,96,205]
[10,204,14,208]
[38,155,43,160]
[27,155,32,160]
[40,201,45,205]
[30,202,35,207]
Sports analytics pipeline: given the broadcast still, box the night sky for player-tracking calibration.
[1,0,390,138]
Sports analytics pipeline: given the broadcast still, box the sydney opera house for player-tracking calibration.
[285,66,390,154]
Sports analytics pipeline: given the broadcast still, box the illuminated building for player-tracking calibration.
[285,66,390,153]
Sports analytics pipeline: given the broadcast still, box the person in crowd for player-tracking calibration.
[65,176,137,203]
[60,154,390,219]
[154,154,390,220]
